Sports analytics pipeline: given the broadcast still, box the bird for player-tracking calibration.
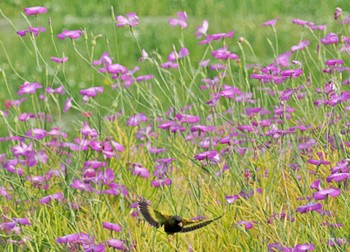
[138,198,222,235]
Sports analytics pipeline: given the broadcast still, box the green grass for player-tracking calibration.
[0,1,350,251]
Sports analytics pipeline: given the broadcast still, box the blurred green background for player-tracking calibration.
[1,0,347,78]
[1,0,347,65]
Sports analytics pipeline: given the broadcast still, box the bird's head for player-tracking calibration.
[170,215,183,227]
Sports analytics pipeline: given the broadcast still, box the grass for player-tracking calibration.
[0,1,350,251]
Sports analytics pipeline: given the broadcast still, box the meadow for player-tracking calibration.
[0,1,350,251]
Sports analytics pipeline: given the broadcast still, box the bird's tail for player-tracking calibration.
[180,215,223,233]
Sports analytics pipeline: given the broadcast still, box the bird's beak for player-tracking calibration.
[178,222,183,227]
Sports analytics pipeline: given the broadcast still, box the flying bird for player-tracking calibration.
[138,198,222,235]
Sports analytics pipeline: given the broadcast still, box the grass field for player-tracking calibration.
[0,1,350,251]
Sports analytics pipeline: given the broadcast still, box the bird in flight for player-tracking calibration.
[138,198,222,235]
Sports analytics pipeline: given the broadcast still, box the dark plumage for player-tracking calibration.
[138,198,222,235]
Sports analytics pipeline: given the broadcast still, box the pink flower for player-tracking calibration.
[80,121,98,138]
[110,140,125,152]
[327,238,348,247]
[325,59,343,66]
[129,163,150,178]
[107,239,128,250]
[326,173,350,182]
[39,192,64,204]
[17,26,46,37]
[313,188,340,200]
[139,49,149,62]
[127,113,147,126]
[210,63,227,71]
[320,33,339,45]
[18,82,42,95]
[250,74,272,81]
[195,20,209,39]
[136,75,153,82]
[343,15,350,25]
[50,57,68,63]
[310,24,326,30]
[199,59,210,67]
[236,220,255,230]
[334,7,342,20]
[13,218,31,226]
[106,63,127,75]
[295,243,315,251]
[225,195,239,204]
[178,47,189,58]
[29,26,46,35]
[190,125,214,133]
[194,150,218,161]
[24,6,47,16]
[46,86,64,95]
[175,113,200,124]
[292,19,309,26]
[168,47,189,61]
[211,46,239,60]
[16,30,28,37]
[0,186,12,200]
[102,222,122,232]
[160,61,178,69]
[63,97,72,112]
[57,30,84,40]
[116,12,139,27]
[200,31,234,44]
[93,52,112,66]
[290,40,310,52]
[70,180,93,192]
[169,11,188,28]
[210,31,234,41]
[275,51,291,67]
[262,18,279,27]
[151,178,172,187]
[296,202,322,213]
[79,87,104,99]
[56,233,92,244]
[26,128,47,140]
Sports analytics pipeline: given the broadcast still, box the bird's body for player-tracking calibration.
[163,216,183,235]
[138,198,222,235]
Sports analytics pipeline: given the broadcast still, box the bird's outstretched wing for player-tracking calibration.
[138,199,168,228]
[180,215,223,233]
